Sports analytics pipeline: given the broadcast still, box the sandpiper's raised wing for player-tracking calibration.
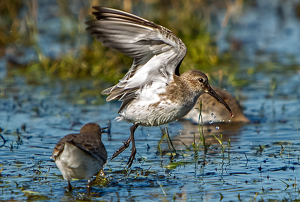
[86,7,187,110]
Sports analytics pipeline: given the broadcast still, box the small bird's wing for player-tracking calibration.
[86,7,187,110]
[52,134,75,160]
[67,133,107,163]
[52,133,107,164]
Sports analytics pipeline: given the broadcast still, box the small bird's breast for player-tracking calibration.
[54,143,104,180]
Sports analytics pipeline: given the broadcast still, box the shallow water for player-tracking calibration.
[1,1,300,201]
[0,71,299,201]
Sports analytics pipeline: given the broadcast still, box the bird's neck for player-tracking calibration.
[170,75,201,105]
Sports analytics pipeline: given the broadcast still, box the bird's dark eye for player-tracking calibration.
[198,78,204,83]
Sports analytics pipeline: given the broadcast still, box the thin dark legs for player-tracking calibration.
[67,180,72,192]
[127,124,138,167]
[86,179,91,197]
[68,179,91,197]
[111,123,139,167]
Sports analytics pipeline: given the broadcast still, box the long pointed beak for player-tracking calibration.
[206,87,234,118]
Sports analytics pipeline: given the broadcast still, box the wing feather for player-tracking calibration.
[86,6,187,109]
[52,133,107,163]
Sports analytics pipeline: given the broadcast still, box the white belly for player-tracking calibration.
[118,97,196,126]
[55,143,103,181]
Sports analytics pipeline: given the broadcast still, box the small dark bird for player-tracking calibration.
[52,123,107,197]
[86,7,233,167]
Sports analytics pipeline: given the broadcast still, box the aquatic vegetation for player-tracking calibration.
[1,0,300,201]
[0,0,243,88]
[196,100,208,154]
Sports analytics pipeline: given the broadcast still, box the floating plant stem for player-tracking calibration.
[0,134,6,147]
[213,133,225,154]
[159,125,176,157]
[157,180,167,197]
[164,125,176,154]
[278,178,289,188]
[197,101,207,154]
[157,132,165,156]
[192,132,198,160]
[228,138,231,161]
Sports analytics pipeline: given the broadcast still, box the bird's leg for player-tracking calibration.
[111,123,139,162]
[86,179,91,197]
[111,135,132,160]
[126,123,139,167]
[67,180,72,192]
[164,125,176,154]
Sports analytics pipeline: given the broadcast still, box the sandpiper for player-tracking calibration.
[52,123,107,197]
[184,86,249,123]
[86,7,233,167]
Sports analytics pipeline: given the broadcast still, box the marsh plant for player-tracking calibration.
[0,0,243,87]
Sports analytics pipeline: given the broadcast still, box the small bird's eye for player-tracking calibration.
[198,78,204,83]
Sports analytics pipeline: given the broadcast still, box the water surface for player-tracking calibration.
[1,0,300,201]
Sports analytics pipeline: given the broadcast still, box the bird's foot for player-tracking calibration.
[111,140,131,160]
[67,180,73,192]
[126,147,136,168]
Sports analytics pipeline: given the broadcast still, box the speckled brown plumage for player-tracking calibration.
[52,123,107,197]
[85,7,233,168]
[52,123,107,163]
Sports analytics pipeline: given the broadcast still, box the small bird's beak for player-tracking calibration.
[206,87,234,118]
[101,127,108,133]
